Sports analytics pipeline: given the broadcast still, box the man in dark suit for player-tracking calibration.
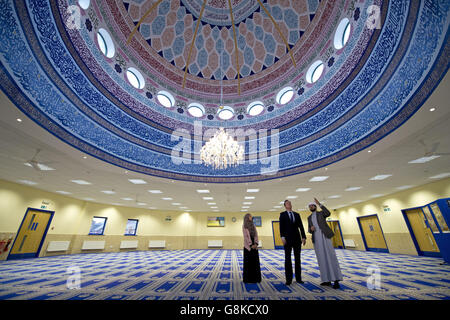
[279,200,307,285]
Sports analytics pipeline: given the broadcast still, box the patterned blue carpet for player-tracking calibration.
[0,249,449,300]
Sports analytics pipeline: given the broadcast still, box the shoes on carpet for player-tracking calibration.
[320,282,332,286]
[296,279,304,284]
[333,281,341,289]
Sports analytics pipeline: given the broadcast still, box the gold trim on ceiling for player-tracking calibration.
[228,0,241,95]
[126,0,163,44]
[182,0,208,89]
[256,0,296,67]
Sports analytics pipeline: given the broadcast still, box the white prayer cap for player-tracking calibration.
[308,202,316,206]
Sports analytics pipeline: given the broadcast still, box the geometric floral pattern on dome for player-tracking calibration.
[124,0,320,80]
[0,0,448,183]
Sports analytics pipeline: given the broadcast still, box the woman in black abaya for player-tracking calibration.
[242,213,261,283]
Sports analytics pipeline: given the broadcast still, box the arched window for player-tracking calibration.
[188,103,205,117]
[276,87,294,105]
[217,106,235,120]
[126,67,145,89]
[334,18,351,50]
[157,91,175,108]
[247,101,264,116]
[97,28,115,58]
[306,60,324,84]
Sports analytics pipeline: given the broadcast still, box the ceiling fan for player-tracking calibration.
[0,148,55,171]
[419,140,450,157]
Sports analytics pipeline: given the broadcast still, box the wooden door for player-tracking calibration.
[272,221,284,249]
[327,221,344,248]
[405,209,440,253]
[359,216,387,251]
[9,209,53,259]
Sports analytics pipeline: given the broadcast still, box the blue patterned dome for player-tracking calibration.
[0,0,448,182]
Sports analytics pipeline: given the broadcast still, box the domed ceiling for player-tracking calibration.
[0,0,448,183]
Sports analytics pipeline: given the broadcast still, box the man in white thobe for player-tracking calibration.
[307,198,343,289]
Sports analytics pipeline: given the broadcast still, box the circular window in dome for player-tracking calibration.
[247,101,265,116]
[306,60,324,84]
[78,0,90,10]
[334,18,351,50]
[157,91,175,108]
[187,103,205,118]
[217,106,235,120]
[276,87,294,105]
[96,28,115,58]
[126,67,145,89]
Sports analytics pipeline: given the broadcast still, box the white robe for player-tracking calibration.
[312,212,343,282]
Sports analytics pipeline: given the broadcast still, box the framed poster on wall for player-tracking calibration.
[253,216,262,227]
[207,216,225,227]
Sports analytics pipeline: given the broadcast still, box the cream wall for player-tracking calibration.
[334,178,450,255]
[1,177,449,260]
[0,179,315,260]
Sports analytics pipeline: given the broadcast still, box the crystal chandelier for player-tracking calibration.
[200,21,244,170]
[200,128,244,169]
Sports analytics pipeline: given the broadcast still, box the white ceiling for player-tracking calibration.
[0,72,449,213]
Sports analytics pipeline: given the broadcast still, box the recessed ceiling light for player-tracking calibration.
[213,210,220,212]
[286,195,298,199]
[196,189,210,193]
[16,118,22,122]
[243,202,253,205]
[351,200,363,204]
[408,155,440,164]
[82,156,87,159]
[121,197,133,201]
[56,191,71,195]
[71,179,91,185]
[429,172,450,179]
[128,179,147,184]
[171,202,181,205]
[137,202,147,206]
[203,197,214,200]
[273,205,282,208]
[396,185,413,190]
[179,206,188,209]
[328,195,341,199]
[148,190,162,194]
[345,187,362,191]
[369,174,392,181]
[430,107,436,112]
[148,207,157,209]
[162,197,173,200]
[37,163,55,171]
[83,198,95,201]
[211,206,218,209]
[309,176,329,182]
[207,202,216,205]
[296,188,311,192]
[370,194,384,198]
[244,196,255,200]
[242,206,250,209]
[101,190,115,194]
[246,188,260,193]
